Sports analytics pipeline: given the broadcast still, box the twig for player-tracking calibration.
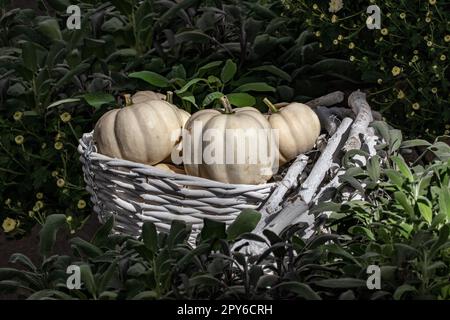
[259,154,309,218]
[342,90,374,152]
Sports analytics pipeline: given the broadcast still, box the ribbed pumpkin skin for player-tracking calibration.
[183,107,278,185]
[268,103,320,164]
[94,99,188,165]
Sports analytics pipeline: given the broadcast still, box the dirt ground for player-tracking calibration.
[0,214,101,299]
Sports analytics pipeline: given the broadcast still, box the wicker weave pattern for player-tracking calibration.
[78,131,276,237]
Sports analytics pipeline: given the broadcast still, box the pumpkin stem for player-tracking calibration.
[166,91,174,104]
[220,96,234,114]
[263,97,278,113]
[124,94,132,107]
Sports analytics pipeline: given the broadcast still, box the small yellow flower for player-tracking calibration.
[36,192,44,199]
[54,141,63,150]
[400,13,406,19]
[77,199,86,209]
[70,229,76,234]
[333,39,339,45]
[2,218,17,233]
[315,31,321,37]
[57,178,65,188]
[15,135,24,145]
[397,90,405,99]
[445,35,450,42]
[427,41,433,47]
[412,103,420,110]
[445,130,450,135]
[380,65,385,71]
[348,42,355,49]
[52,170,59,177]
[349,56,355,61]
[41,143,47,149]
[320,13,325,19]
[440,55,446,61]
[331,15,338,23]
[386,13,391,18]
[13,111,23,121]
[429,0,436,5]
[5,199,11,206]
[377,79,383,84]
[33,205,39,212]
[379,37,383,42]
[35,200,44,209]
[412,55,419,62]
[337,35,343,41]
[381,28,389,36]
[328,0,343,13]
[319,42,323,48]
[431,87,438,94]
[66,216,73,223]
[28,211,35,218]
[60,112,72,123]
[313,3,319,10]
[413,50,419,54]
[391,66,401,76]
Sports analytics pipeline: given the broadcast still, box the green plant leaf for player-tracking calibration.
[91,216,114,247]
[401,139,432,149]
[385,169,404,188]
[175,78,207,94]
[37,19,62,41]
[189,274,224,287]
[367,155,381,181]
[417,198,433,224]
[129,71,170,88]
[196,61,223,76]
[202,92,224,107]
[83,93,115,110]
[234,82,276,93]
[226,209,261,241]
[394,191,414,218]
[132,291,158,300]
[142,222,158,253]
[226,93,256,107]
[8,254,36,272]
[200,218,226,241]
[80,264,97,297]
[70,237,103,258]
[21,41,38,72]
[271,282,321,300]
[393,284,416,300]
[39,214,67,256]
[250,65,292,82]
[314,278,366,289]
[391,155,413,182]
[438,187,450,219]
[348,226,375,241]
[220,59,237,83]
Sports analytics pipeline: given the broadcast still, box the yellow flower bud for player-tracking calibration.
[60,112,72,123]
[2,217,18,233]
[13,111,23,121]
[15,135,24,145]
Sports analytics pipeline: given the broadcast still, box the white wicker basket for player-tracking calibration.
[78,131,277,238]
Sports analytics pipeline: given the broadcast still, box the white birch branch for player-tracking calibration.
[342,90,374,152]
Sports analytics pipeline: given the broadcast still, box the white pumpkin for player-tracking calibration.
[183,96,278,184]
[264,98,321,164]
[93,91,190,165]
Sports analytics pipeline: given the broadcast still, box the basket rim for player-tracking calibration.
[78,131,277,190]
